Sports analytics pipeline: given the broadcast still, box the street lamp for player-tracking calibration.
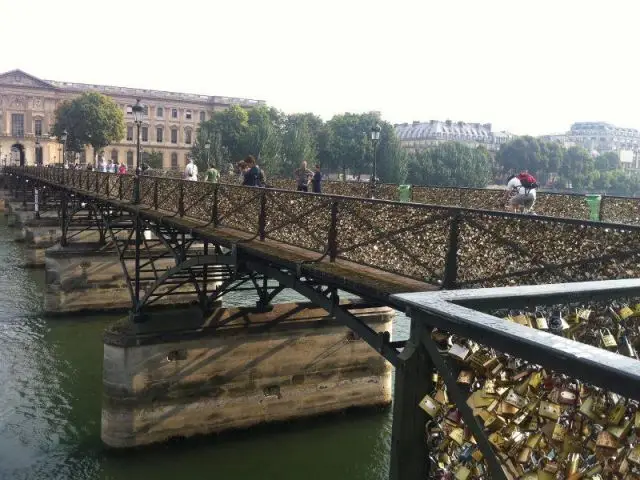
[60,129,68,166]
[35,137,40,166]
[132,98,143,202]
[370,123,381,198]
[205,141,211,167]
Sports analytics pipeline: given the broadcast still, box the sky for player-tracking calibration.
[2,0,639,136]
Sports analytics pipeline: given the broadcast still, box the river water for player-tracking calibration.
[0,217,410,480]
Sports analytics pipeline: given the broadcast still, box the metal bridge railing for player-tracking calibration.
[390,279,640,479]
[8,166,640,291]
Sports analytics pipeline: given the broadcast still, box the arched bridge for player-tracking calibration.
[5,166,640,480]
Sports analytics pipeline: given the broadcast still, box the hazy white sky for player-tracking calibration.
[2,0,637,135]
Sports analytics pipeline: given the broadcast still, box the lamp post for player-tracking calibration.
[370,123,381,198]
[35,137,40,166]
[205,141,211,168]
[131,98,144,321]
[132,98,143,202]
[60,129,68,181]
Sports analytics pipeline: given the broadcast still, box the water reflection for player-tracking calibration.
[0,217,408,480]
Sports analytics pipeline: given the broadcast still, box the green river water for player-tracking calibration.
[0,217,409,480]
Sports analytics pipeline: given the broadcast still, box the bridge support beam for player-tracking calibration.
[44,242,199,315]
[101,301,394,448]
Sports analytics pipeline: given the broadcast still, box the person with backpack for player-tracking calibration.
[242,155,265,187]
[505,171,538,213]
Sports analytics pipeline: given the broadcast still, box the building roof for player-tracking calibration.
[394,120,507,141]
[0,69,264,107]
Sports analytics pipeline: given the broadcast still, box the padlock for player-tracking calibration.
[448,343,470,361]
[619,304,634,320]
[539,401,561,420]
[608,306,622,322]
[552,422,567,442]
[449,427,465,446]
[607,417,632,439]
[456,370,473,385]
[488,432,506,449]
[434,387,448,405]
[512,312,531,327]
[419,394,441,417]
[619,334,638,359]
[535,313,549,330]
[454,465,471,480]
[578,308,592,321]
[627,445,640,465]
[498,401,520,417]
[566,453,580,476]
[607,402,626,426]
[600,328,617,348]
[595,430,619,449]
[516,446,532,464]
[579,396,601,422]
[504,389,528,409]
[484,413,506,431]
[559,389,578,405]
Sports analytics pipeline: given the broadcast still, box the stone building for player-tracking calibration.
[394,119,514,152]
[0,69,263,169]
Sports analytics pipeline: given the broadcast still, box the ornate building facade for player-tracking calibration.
[394,119,514,152]
[0,69,264,169]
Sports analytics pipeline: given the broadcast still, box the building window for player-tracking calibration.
[11,114,24,137]
[171,152,178,169]
[185,110,192,120]
[172,108,178,119]
[34,119,43,137]
[127,126,133,141]
[156,128,163,143]
[127,151,134,168]
[200,111,206,122]
[111,150,118,163]
[156,152,164,167]
[79,151,87,165]
[157,107,164,118]
[171,128,178,144]
[143,106,149,116]
[185,129,192,144]
[141,127,148,142]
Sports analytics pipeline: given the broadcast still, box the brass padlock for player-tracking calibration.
[558,389,577,405]
[457,370,473,385]
[579,396,601,422]
[607,402,626,425]
[434,388,448,405]
[596,430,619,449]
[552,422,567,442]
[504,389,528,409]
[566,453,580,476]
[619,304,634,320]
[628,445,640,465]
[600,328,617,348]
[539,401,561,420]
[448,427,465,446]
[418,394,440,417]
[488,432,506,449]
[517,446,532,464]
[578,308,592,320]
[535,313,549,330]
[454,465,471,480]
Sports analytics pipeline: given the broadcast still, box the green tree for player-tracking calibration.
[52,92,125,165]
[495,136,548,174]
[240,106,284,173]
[595,151,619,171]
[144,150,164,169]
[376,122,408,184]
[281,113,321,172]
[406,142,492,187]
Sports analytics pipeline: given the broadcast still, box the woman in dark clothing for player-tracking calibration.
[242,155,261,187]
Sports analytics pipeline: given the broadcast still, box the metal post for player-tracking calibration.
[203,240,208,308]
[442,212,461,289]
[34,187,40,219]
[60,193,68,247]
[134,122,141,204]
[389,319,432,480]
[22,178,27,207]
[372,138,378,199]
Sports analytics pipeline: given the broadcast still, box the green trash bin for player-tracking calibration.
[585,194,602,221]
[399,185,411,202]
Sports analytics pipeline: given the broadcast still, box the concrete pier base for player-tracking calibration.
[101,302,394,448]
[44,242,204,315]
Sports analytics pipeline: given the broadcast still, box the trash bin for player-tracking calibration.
[585,194,602,221]
[399,185,411,202]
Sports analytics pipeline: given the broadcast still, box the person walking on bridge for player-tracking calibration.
[504,171,538,213]
[184,157,199,181]
[311,164,322,193]
[205,164,220,183]
[294,161,313,192]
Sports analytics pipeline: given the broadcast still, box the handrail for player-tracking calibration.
[390,279,640,479]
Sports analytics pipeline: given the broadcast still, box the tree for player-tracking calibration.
[240,106,284,173]
[406,142,492,187]
[595,151,619,171]
[52,92,125,165]
[281,113,321,173]
[495,136,548,175]
[144,150,164,169]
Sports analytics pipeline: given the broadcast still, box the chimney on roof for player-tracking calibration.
[412,120,420,125]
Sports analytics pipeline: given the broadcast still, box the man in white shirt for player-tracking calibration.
[505,174,536,213]
[184,157,198,181]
